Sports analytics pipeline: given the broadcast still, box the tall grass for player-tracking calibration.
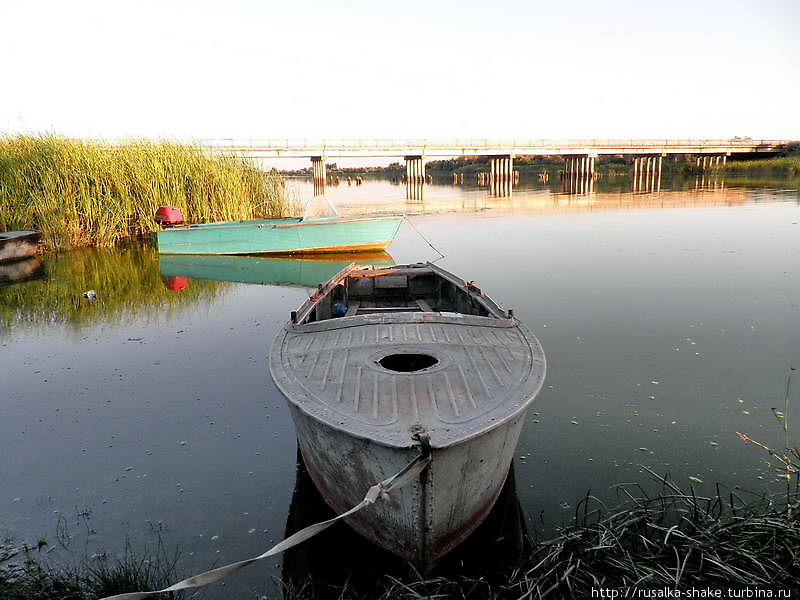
[722,155,800,177]
[0,135,297,249]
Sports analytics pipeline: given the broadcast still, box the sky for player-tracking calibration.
[1,0,798,166]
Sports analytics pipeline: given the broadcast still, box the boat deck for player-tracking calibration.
[270,263,546,448]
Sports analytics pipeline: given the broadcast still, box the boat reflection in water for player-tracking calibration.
[158,252,395,289]
[281,449,529,598]
[0,256,45,287]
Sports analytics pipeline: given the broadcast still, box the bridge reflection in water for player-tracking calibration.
[281,448,529,598]
[309,163,738,204]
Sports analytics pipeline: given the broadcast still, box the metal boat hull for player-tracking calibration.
[288,402,526,571]
[157,216,403,255]
[270,263,545,571]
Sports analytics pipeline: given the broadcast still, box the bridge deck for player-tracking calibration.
[190,138,793,158]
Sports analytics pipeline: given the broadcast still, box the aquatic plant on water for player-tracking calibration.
[0,135,298,249]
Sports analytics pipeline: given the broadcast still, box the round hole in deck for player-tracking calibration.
[379,353,439,373]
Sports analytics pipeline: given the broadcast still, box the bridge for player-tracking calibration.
[198,138,790,158]
[195,138,793,197]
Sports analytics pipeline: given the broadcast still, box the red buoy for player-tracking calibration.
[165,276,189,291]
[155,206,184,227]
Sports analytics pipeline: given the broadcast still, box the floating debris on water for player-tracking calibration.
[689,476,704,484]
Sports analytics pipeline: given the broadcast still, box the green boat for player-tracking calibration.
[156,216,403,255]
[158,253,395,288]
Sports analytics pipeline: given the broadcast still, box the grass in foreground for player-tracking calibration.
[0,538,182,600]
[0,135,297,249]
[3,478,798,600]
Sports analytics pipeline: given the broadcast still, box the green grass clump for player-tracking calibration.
[0,135,297,249]
[1,536,182,600]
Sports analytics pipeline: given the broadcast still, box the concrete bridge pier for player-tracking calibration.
[489,155,514,181]
[562,154,595,195]
[632,155,663,193]
[404,155,426,201]
[311,156,327,196]
[695,154,727,171]
[405,155,425,184]
[564,154,595,178]
[488,154,514,197]
[562,154,596,194]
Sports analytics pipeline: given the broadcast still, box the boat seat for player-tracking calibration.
[416,299,433,312]
[357,306,421,314]
[345,302,360,317]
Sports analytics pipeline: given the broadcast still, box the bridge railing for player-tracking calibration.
[197,138,789,150]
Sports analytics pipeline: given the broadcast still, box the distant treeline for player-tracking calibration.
[284,144,800,178]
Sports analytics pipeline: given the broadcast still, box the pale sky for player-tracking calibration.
[2,0,799,146]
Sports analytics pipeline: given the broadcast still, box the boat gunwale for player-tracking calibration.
[161,215,403,234]
[290,261,510,328]
[287,311,518,334]
[0,230,41,239]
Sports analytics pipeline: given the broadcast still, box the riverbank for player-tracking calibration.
[3,479,798,599]
[0,136,296,250]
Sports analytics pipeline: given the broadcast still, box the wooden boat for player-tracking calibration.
[158,252,394,288]
[0,230,41,263]
[156,216,403,255]
[269,262,545,571]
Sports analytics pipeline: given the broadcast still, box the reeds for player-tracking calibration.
[0,135,297,249]
[716,155,800,177]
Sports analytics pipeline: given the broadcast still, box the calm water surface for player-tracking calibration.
[1,175,798,596]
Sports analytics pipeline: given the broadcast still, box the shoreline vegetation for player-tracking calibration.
[2,477,798,599]
[0,135,296,250]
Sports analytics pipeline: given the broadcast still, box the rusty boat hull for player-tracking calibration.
[269,263,545,571]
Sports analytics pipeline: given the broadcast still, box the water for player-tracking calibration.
[1,174,798,596]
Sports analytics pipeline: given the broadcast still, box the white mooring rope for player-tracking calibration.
[99,452,432,600]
